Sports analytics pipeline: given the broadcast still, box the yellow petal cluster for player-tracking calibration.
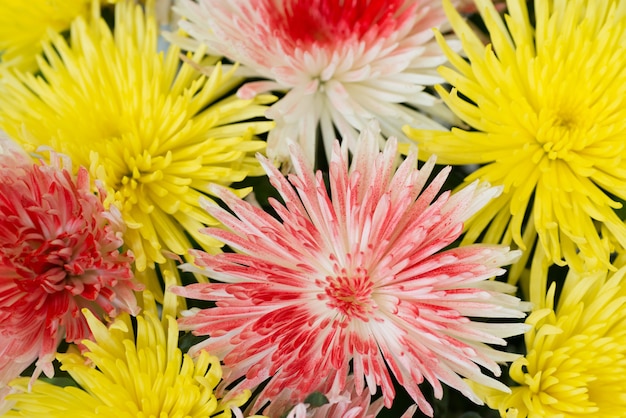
[0,0,92,73]
[4,291,252,418]
[469,250,626,417]
[405,0,626,278]
[0,1,275,298]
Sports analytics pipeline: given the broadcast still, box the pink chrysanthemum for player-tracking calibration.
[0,147,140,390]
[172,0,456,168]
[173,127,529,416]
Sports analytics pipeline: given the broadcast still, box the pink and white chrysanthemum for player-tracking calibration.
[283,376,418,418]
[172,0,456,168]
[0,147,140,392]
[173,127,529,416]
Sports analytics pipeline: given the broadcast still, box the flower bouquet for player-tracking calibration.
[0,0,625,417]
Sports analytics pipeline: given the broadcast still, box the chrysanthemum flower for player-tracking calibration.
[0,0,91,73]
[0,148,138,398]
[172,127,529,417]
[282,377,418,418]
[405,0,626,276]
[469,249,626,417]
[0,1,275,298]
[4,290,253,418]
[171,0,456,168]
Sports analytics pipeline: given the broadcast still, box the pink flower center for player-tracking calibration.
[264,0,409,49]
[323,266,375,321]
[13,226,96,294]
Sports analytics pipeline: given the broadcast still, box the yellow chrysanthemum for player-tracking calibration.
[469,248,626,418]
[0,1,275,297]
[4,291,254,418]
[404,0,626,277]
[0,0,92,73]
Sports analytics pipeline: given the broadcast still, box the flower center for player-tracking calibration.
[13,222,99,295]
[265,0,407,49]
[115,149,173,213]
[536,108,590,161]
[323,266,375,321]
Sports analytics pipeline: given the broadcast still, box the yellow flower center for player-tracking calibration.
[115,149,178,214]
[536,108,589,161]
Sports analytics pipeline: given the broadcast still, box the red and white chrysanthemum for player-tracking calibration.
[172,0,456,168]
[0,146,140,391]
[173,127,529,416]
